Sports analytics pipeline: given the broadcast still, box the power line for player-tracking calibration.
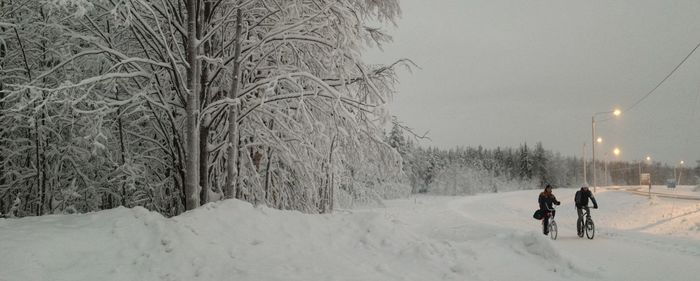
[623,40,700,113]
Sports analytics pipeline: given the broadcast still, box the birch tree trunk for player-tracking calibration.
[225,6,243,200]
[185,0,200,210]
[0,3,4,213]
[198,1,212,206]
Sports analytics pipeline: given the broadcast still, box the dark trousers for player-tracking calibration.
[577,206,590,232]
[577,206,590,221]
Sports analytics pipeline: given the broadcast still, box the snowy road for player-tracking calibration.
[375,188,700,281]
[613,185,700,200]
[1,188,699,281]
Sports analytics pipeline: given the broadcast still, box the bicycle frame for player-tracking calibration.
[547,208,556,218]
[582,207,592,218]
[544,208,557,240]
[577,206,595,239]
[543,208,556,222]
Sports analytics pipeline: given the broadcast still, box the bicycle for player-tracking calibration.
[544,208,557,240]
[576,206,595,239]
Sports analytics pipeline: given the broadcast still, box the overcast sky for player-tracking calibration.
[367,0,700,165]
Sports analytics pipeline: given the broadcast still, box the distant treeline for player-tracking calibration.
[387,124,699,195]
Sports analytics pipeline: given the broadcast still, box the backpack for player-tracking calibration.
[574,190,582,205]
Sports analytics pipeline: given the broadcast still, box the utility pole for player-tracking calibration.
[590,109,620,191]
[674,166,677,184]
[592,116,596,192]
[583,142,587,186]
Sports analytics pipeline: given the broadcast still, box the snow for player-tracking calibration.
[1,187,699,281]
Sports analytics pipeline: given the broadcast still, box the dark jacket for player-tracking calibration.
[538,192,560,211]
[574,189,598,208]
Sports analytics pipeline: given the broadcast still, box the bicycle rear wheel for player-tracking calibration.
[549,220,558,240]
[585,219,595,239]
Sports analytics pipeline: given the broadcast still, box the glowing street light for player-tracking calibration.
[676,160,686,185]
[638,155,651,186]
[591,108,622,192]
[608,147,621,185]
[597,137,603,143]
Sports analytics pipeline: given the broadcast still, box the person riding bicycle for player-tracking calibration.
[575,186,598,234]
[539,184,561,235]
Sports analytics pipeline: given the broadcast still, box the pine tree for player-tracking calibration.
[388,123,407,156]
[518,143,533,180]
[532,142,548,185]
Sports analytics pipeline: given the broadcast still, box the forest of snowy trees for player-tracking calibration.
[2,1,697,218]
[387,123,700,195]
[0,0,411,217]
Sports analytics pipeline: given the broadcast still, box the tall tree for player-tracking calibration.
[532,142,548,185]
[0,0,407,216]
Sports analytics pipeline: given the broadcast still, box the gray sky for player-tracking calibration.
[367,0,700,165]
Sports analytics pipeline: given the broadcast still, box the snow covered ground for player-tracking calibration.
[1,187,699,281]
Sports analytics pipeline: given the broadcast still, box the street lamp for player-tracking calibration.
[643,156,652,197]
[598,137,604,186]
[597,137,607,186]
[612,147,621,185]
[592,108,621,192]
[639,156,651,185]
[676,160,685,185]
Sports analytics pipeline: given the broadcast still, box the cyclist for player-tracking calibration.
[574,186,598,235]
[539,184,561,235]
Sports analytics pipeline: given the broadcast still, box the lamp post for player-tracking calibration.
[582,142,588,186]
[643,156,651,197]
[596,137,606,186]
[613,147,621,185]
[637,157,649,186]
[676,160,685,185]
[592,109,621,192]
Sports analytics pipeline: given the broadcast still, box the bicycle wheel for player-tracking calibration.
[577,218,584,238]
[549,220,558,240]
[585,219,595,239]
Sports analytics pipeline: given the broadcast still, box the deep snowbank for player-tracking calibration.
[1,188,698,281]
[0,200,465,281]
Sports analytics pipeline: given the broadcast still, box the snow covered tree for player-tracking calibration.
[532,142,548,185]
[0,0,408,216]
[388,122,407,155]
[518,143,533,180]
